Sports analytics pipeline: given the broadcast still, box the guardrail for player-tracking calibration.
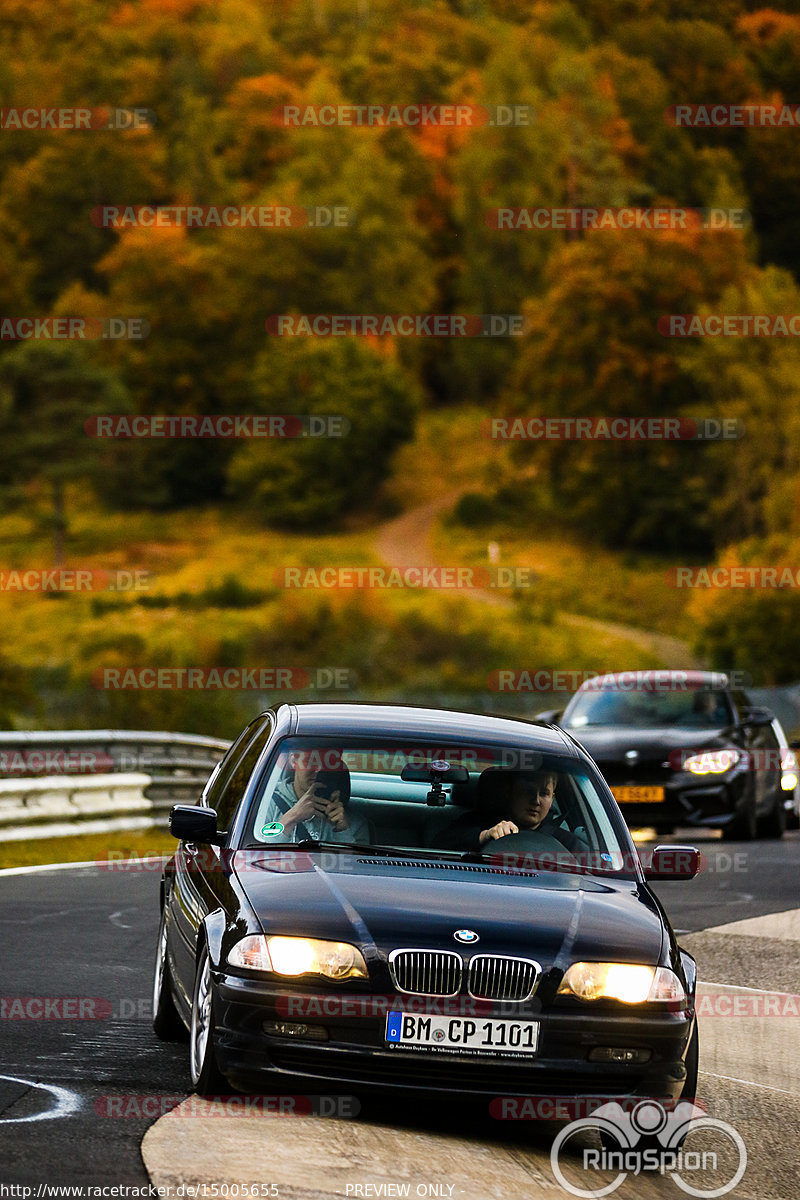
[0,729,230,837]
[0,773,155,841]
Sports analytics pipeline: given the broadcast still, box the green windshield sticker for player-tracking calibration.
[261,821,284,837]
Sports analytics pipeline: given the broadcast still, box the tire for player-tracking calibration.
[722,789,757,841]
[757,787,787,839]
[152,909,186,1040]
[680,1020,699,1104]
[190,942,229,1096]
[599,1024,698,1162]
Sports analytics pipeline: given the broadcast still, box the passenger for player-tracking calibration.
[260,750,368,843]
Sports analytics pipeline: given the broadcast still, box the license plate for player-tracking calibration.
[612,786,665,803]
[385,1011,539,1055]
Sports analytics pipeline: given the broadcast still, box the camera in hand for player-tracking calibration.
[314,768,351,806]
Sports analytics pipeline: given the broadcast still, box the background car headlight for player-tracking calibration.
[557,962,685,1004]
[781,749,798,790]
[683,749,741,775]
[227,934,368,980]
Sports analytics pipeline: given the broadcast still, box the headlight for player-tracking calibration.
[557,962,685,1004]
[683,749,740,775]
[227,934,368,981]
[781,749,797,790]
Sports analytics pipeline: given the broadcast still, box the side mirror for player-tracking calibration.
[643,844,700,881]
[741,706,774,728]
[169,804,222,844]
[534,710,563,725]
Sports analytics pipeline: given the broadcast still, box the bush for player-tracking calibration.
[227,339,421,528]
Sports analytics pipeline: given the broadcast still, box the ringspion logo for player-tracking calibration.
[551,1100,747,1197]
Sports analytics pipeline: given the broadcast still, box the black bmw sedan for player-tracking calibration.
[153,702,699,1111]
[539,670,788,840]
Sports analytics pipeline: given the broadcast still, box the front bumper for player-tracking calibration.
[213,973,695,1104]
[614,775,747,829]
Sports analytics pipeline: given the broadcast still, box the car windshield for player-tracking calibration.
[564,687,735,730]
[240,736,637,877]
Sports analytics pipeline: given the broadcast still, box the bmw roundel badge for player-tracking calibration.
[454,929,479,944]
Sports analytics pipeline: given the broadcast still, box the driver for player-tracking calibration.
[480,769,558,846]
[438,769,587,854]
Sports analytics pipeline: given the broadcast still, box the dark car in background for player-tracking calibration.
[153,702,699,1111]
[537,671,789,840]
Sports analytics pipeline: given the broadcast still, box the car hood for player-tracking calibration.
[232,851,665,972]
[564,725,733,763]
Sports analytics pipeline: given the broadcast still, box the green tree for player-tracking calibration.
[672,265,800,544]
[689,537,800,686]
[0,341,128,564]
[504,227,750,552]
[227,338,421,527]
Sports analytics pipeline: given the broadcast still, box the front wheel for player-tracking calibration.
[599,1023,698,1162]
[722,790,757,841]
[152,909,186,1040]
[190,943,229,1095]
[757,788,787,839]
[680,1020,699,1103]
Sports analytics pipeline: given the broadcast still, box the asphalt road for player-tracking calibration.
[0,865,186,1185]
[0,833,798,1195]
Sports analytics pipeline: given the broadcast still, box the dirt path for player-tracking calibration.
[375,494,703,667]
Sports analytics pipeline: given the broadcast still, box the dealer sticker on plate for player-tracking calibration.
[385,1011,539,1055]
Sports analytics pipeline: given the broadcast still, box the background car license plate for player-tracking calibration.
[612,785,665,803]
[385,1011,539,1054]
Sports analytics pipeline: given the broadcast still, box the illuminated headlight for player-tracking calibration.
[227,934,368,981]
[557,963,685,1004]
[683,749,740,775]
[781,749,797,790]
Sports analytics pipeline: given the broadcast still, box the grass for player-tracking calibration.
[434,518,691,638]
[0,827,177,871]
[384,406,693,639]
[0,406,698,734]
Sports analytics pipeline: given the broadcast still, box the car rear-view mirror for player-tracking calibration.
[400,763,469,784]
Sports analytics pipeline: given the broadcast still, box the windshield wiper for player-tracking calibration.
[295,839,464,860]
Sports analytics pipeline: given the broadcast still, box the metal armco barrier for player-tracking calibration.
[0,730,230,836]
[0,773,154,841]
